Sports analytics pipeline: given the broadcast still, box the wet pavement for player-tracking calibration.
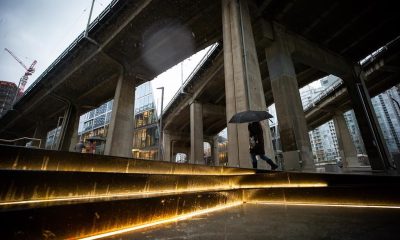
[105,203,400,240]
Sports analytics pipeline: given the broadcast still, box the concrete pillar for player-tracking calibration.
[33,122,49,148]
[104,70,136,158]
[265,25,314,171]
[163,132,172,162]
[190,101,203,164]
[68,108,82,152]
[213,135,220,166]
[341,67,391,170]
[59,105,78,151]
[332,111,359,168]
[222,0,272,168]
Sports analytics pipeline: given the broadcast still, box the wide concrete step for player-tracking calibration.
[0,144,254,175]
[1,145,400,239]
[2,182,399,239]
[1,189,243,240]
[0,170,329,211]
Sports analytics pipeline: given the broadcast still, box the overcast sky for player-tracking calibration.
[0,0,116,87]
[0,0,212,113]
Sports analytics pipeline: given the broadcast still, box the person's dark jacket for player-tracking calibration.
[248,122,265,155]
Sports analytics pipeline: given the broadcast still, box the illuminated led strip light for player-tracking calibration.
[0,183,327,207]
[250,201,400,209]
[76,201,243,240]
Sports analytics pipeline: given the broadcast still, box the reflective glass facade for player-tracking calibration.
[132,81,160,160]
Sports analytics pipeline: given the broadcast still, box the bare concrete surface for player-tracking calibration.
[105,203,400,240]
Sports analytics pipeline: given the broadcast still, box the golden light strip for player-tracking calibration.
[0,183,327,207]
[77,201,243,240]
[45,169,256,176]
[241,183,327,188]
[250,201,400,209]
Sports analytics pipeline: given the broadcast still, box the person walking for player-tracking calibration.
[248,121,278,170]
[74,140,84,153]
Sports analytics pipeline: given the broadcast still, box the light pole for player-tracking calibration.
[85,0,96,37]
[157,87,164,161]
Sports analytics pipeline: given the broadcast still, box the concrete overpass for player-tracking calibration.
[0,0,399,171]
[306,37,400,130]
[0,0,222,154]
[161,34,399,167]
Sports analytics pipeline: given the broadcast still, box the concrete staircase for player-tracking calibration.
[1,144,399,239]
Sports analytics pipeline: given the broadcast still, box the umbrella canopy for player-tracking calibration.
[86,136,106,142]
[228,110,274,123]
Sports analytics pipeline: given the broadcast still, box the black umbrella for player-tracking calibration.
[229,110,274,123]
[86,136,106,142]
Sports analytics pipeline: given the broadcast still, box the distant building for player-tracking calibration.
[0,80,18,117]
[371,85,400,156]
[299,80,339,163]
[71,81,160,158]
[78,100,113,154]
[343,110,367,156]
[45,126,61,150]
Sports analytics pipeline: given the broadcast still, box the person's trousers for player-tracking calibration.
[251,153,276,169]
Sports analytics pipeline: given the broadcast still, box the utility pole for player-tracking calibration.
[157,87,164,161]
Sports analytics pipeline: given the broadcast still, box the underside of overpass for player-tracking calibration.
[0,0,398,169]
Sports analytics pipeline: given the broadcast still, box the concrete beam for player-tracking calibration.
[270,22,352,78]
[163,57,223,131]
[202,104,226,117]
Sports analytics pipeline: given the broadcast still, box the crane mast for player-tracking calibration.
[4,48,37,102]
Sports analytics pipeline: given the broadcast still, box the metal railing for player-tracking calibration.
[0,137,42,148]
[163,42,220,114]
[303,79,343,112]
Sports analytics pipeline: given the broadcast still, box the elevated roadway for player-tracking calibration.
[162,35,400,140]
[0,0,398,167]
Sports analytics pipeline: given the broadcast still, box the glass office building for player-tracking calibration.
[132,81,159,160]
[74,81,160,158]
[77,100,113,154]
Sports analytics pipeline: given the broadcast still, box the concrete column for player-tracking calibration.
[190,101,203,164]
[68,108,82,152]
[222,0,271,168]
[332,111,359,168]
[341,67,391,170]
[265,25,314,171]
[104,70,136,158]
[163,132,172,162]
[33,122,49,148]
[59,105,78,151]
[213,135,220,166]
[171,153,177,163]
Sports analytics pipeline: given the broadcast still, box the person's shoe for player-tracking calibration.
[271,165,278,170]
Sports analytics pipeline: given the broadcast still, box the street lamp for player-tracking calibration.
[157,87,164,161]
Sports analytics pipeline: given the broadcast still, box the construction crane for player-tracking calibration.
[4,48,37,103]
